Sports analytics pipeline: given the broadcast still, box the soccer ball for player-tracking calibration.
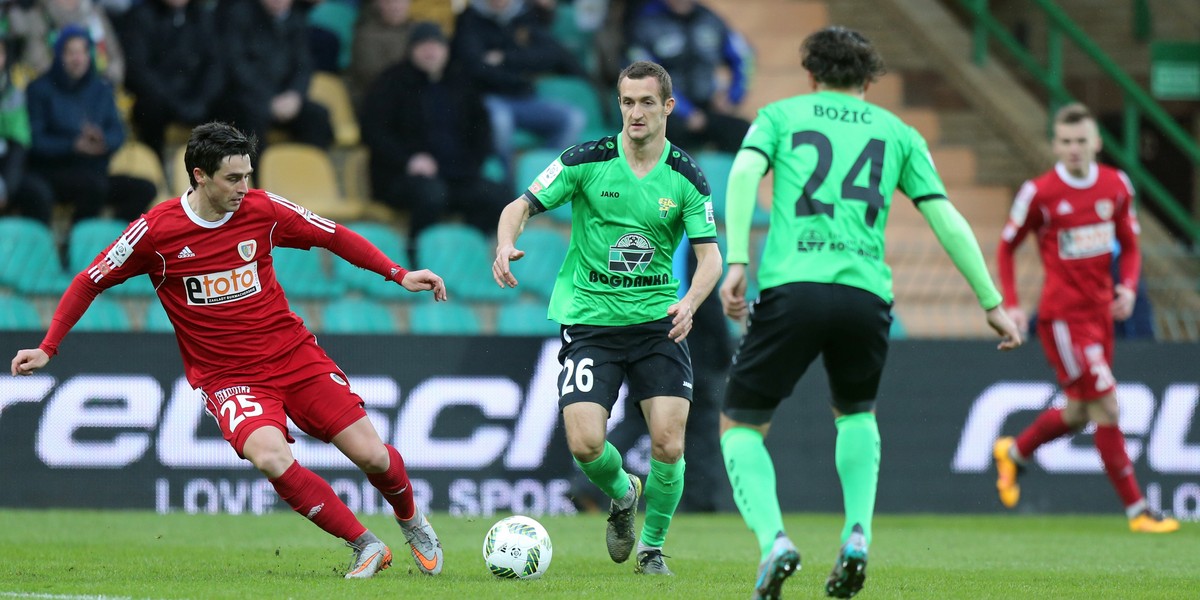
[482,515,553,580]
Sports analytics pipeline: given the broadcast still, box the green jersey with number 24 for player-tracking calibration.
[524,136,717,326]
[743,90,948,302]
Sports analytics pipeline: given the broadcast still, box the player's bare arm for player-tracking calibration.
[669,241,723,342]
[986,306,1023,351]
[401,269,448,301]
[494,198,531,288]
[720,263,749,320]
[10,348,49,376]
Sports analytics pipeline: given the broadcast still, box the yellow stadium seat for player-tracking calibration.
[309,72,360,148]
[109,140,171,205]
[257,143,365,221]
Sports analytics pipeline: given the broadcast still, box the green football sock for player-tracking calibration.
[640,456,685,548]
[574,441,631,500]
[721,427,784,560]
[835,412,880,546]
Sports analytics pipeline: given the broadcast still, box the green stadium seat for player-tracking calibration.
[695,151,770,227]
[416,224,507,302]
[408,302,481,335]
[273,247,346,299]
[0,217,70,295]
[333,222,413,301]
[143,300,174,333]
[75,295,132,332]
[512,226,568,301]
[68,218,156,297]
[495,301,559,337]
[0,295,43,330]
[321,297,397,334]
[514,148,571,223]
[535,76,612,140]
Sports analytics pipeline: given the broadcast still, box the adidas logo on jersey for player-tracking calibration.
[1056,200,1073,215]
[177,246,196,259]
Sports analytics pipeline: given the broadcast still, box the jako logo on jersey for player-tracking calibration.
[601,190,619,198]
[1057,222,1114,260]
[657,198,676,218]
[237,240,257,261]
[184,262,263,305]
[608,233,654,273]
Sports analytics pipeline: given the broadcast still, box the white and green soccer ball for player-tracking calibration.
[482,515,553,580]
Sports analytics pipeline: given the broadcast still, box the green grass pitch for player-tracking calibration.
[0,510,1193,599]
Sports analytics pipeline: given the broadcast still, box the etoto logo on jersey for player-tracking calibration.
[952,381,1200,474]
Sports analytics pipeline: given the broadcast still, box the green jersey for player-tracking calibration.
[741,91,947,302]
[524,136,718,326]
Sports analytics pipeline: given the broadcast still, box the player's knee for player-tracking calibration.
[352,444,391,473]
[832,397,875,415]
[566,434,606,463]
[649,434,685,463]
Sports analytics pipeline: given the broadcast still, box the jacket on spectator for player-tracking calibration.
[452,0,583,98]
[122,0,224,124]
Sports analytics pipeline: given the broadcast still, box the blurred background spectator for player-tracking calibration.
[626,0,752,153]
[8,0,126,86]
[0,36,54,224]
[348,0,414,103]
[360,21,509,256]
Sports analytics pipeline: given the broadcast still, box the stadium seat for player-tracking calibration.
[416,224,507,302]
[514,148,571,223]
[408,301,481,335]
[273,247,346,299]
[511,226,568,301]
[257,143,365,221]
[695,150,770,226]
[306,0,358,71]
[333,222,413,300]
[74,295,132,332]
[495,301,558,336]
[109,139,171,205]
[0,295,43,330]
[535,76,611,140]
[0,217,70,295]
[68,218,156,298]
[308,71,360,147]
[321,297,397,334]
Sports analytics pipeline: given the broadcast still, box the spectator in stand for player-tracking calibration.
[25,25,155,223]
[0,37,55,224]
[453,0,587,180]
[8,0,126,86]
[360,22,509,250]
[211,0,333,153]
[626,0,751,153]
[121,0,223,161]
[348,0,414,102]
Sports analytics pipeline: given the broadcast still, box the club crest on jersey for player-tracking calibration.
[1095,199,1114,220]
[608,233,655,273]
[237,240,257,261]
[657,198,676,219]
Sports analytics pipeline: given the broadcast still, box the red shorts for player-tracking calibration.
[1036,317,1116,401]
[199,337,367,457]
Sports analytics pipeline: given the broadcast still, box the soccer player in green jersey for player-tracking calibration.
[493,60,723,576]
[717,27,1023,599]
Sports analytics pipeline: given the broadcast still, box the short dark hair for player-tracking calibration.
[801,26,887,89]
[1053,102,1093,126]
[617,60,673,102]
[184,122,258,188]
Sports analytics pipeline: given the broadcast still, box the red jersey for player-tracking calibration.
[41,189,406,387]
[997,162,1140,321]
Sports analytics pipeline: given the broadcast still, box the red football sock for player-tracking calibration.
[270,461,366,542]
[366,444,416,521]
[1094,424,1143,508]
[1015,408,1072,459]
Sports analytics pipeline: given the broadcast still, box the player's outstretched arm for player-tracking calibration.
[11,348,50,376]
[494,198,531,289]
[400,269,447,301]
[985,305,1023,351]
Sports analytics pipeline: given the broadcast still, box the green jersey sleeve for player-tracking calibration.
[525,151,578,213]
[897,131,948,202]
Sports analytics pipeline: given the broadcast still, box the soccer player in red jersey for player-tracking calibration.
[10,122,452,575]
[992,103,1178,533]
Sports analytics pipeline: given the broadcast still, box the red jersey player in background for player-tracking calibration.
[10,122,452,576]
[992,103,1178,533]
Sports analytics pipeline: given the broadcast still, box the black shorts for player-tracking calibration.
[557,317,694,413]
[724,282,891,423]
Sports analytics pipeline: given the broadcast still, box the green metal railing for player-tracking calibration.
[961,0,1200,246]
